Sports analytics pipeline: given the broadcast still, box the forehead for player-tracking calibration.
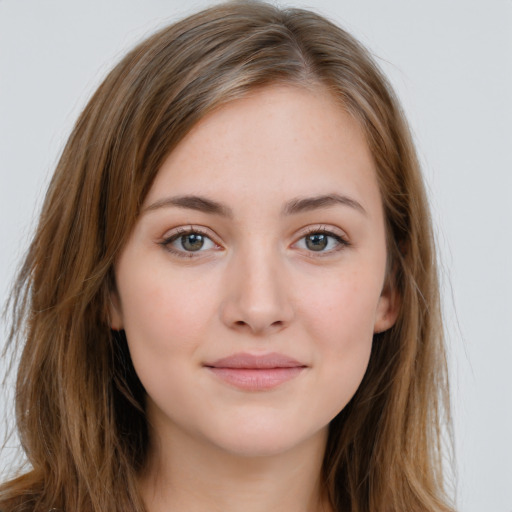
[144,85,381,218]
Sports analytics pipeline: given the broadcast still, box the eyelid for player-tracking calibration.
[157,224,350,259]
[161,225,218,242]
[159,225,223,258]
[296,224,349,240]
[292,225,351,255]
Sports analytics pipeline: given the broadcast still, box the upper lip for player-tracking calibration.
[205,352,307,369]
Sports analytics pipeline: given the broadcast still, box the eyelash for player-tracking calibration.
[159,226,218,259]
[159,225,350,259]
[297,226,350,256]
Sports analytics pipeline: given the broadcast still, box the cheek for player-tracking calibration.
[116,257,221,362]
[116,262,223,421]
[296,268,381,411]
[302,267,381,345]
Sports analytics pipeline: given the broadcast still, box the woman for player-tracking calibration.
[0,2,454,511]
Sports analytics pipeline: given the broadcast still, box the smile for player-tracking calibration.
[204,352,308,391]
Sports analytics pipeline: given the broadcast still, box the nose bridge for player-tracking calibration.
[220,234,293,334]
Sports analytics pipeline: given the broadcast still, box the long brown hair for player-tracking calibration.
[1,2,454,511]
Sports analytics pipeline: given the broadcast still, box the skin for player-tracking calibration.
[110,85,398,512]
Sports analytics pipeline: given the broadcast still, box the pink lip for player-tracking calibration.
[205,352,307,391]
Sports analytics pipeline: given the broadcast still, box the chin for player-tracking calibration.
[216,437,305,459]
[203,418,329,459]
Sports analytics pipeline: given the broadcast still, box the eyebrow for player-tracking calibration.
[143,193,366,217]
[143,195,234,217]
[282,193,367,216]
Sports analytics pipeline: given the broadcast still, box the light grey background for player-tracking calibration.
[1,1,511,510]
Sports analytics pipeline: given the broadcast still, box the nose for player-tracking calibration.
[219,244,294,336]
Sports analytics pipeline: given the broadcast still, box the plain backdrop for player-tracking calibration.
[1,0,511,510]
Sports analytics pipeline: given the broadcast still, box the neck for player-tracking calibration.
[139,421,332,512]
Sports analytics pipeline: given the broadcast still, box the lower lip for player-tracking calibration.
[207,367,305,391]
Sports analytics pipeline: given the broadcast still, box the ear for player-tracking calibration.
[374,279,400,334]
[109,289,124,331]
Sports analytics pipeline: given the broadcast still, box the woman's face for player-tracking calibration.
[110,85,398,458]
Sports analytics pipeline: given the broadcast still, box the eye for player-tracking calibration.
[160,227,219,257]
[294,228,349,254]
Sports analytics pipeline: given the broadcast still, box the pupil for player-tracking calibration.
[181,234,204,251]
[306,234,328,251]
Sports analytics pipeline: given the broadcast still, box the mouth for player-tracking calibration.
[204,352,308,391]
